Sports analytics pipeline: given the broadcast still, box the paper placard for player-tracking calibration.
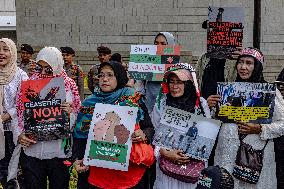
[217,82,276,123]
[207,7,244,59]
[83,103,138,171]
[21,77,69,141]
[129,45,181,81]
[153,106,221,161]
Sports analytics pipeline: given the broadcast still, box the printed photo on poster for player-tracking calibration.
[206,7,244,59]
[128,45,181,81]
[83,103,138,171]
[21,77,69,141]
[153,106,221,161]
[217,82,276,123]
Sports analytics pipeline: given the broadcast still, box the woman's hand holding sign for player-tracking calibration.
[238,122,262,134]
[131,129,147,142]
[207,95,221,108]
[61,102,72,113]
[18,133,36,147]
[74,159,89,173]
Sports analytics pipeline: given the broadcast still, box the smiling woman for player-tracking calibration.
[0,38,28,188]
[0,41,12,67]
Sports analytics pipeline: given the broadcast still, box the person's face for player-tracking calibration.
[0,42,11,68]
[21,50,32,62]
[98,53,111,63]
[35,60,53,76]
[154,35,168,45]
[168,74,185,97]
[62,53,73,65]
[237,56,255,80]
[99,65,117,92]
[277,83,284,97]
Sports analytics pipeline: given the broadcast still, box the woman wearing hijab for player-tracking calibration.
[135,32,176,114]
[73,61,155,189]
[151,63,211,189]
[0,38,28,188]
[16,47,81,189]
[213,48,284,189]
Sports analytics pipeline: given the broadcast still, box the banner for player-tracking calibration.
[21,77,69,141]
[128,45,181,81]
[217,82,276,123]
[153,106,221,161]
[83,103,138,171]
[207,7,244,59]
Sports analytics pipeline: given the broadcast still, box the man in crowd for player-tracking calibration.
[60,46,85,100]
[87,46,111,93]
[17,44,36,76]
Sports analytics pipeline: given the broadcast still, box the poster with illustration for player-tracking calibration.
[217,82,276,123]
[207,7,244,59]
[83,103,138,171]
[20,77,69,141]
[128,45,181,81]
[153,106,221,161]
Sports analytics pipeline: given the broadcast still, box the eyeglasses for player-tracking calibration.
[98,72,115,79]
[34,64,53,75]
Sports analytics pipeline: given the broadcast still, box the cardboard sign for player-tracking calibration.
[153,106,221,161]
[83,103,138,171]
[207,7,244,59]
[217,82,276,123]
[128,45,181,81]
[21,77,69,141]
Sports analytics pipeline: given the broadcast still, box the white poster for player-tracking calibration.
[153,106,221,161]
[83,103,138,171]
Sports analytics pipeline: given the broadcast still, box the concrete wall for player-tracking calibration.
[0,0,16,16]
[15,0,284,82]
[261,0,284,55]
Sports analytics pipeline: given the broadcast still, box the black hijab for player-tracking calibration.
[98,61,129,90]
[201,58,226,99]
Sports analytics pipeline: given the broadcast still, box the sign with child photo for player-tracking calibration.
[83,103,138,171]
[153,106,221,161]
[217,82,276,123]
[207,7,244,59]
[128,45,181,81]
[21,77,69,141]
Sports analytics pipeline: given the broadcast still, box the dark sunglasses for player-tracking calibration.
[34,64,53,75]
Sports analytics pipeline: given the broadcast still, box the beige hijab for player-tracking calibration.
[0,38,17,159]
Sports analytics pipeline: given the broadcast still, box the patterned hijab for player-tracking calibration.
[17,47,81,131]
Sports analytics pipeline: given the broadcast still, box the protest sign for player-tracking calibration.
[83,103,138,171]
[217,82,276,123]
[153,106,221,161]
[21,77,69,141]
[128,45,181,81]
[207,7,244,59]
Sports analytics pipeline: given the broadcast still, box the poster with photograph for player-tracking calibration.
[21,77,69,141]
[128,45,181,81]
[207,7,244,59]
[217,82,276,123]
[83,103,138,171]
[153,106,221,161]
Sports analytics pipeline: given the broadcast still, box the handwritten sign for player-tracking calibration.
[21,77,69,141]
[207,7,244,59]
[83,103,138,171]
[129,45,181,81]
[217,82,276,123]
[153,106,221,161]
